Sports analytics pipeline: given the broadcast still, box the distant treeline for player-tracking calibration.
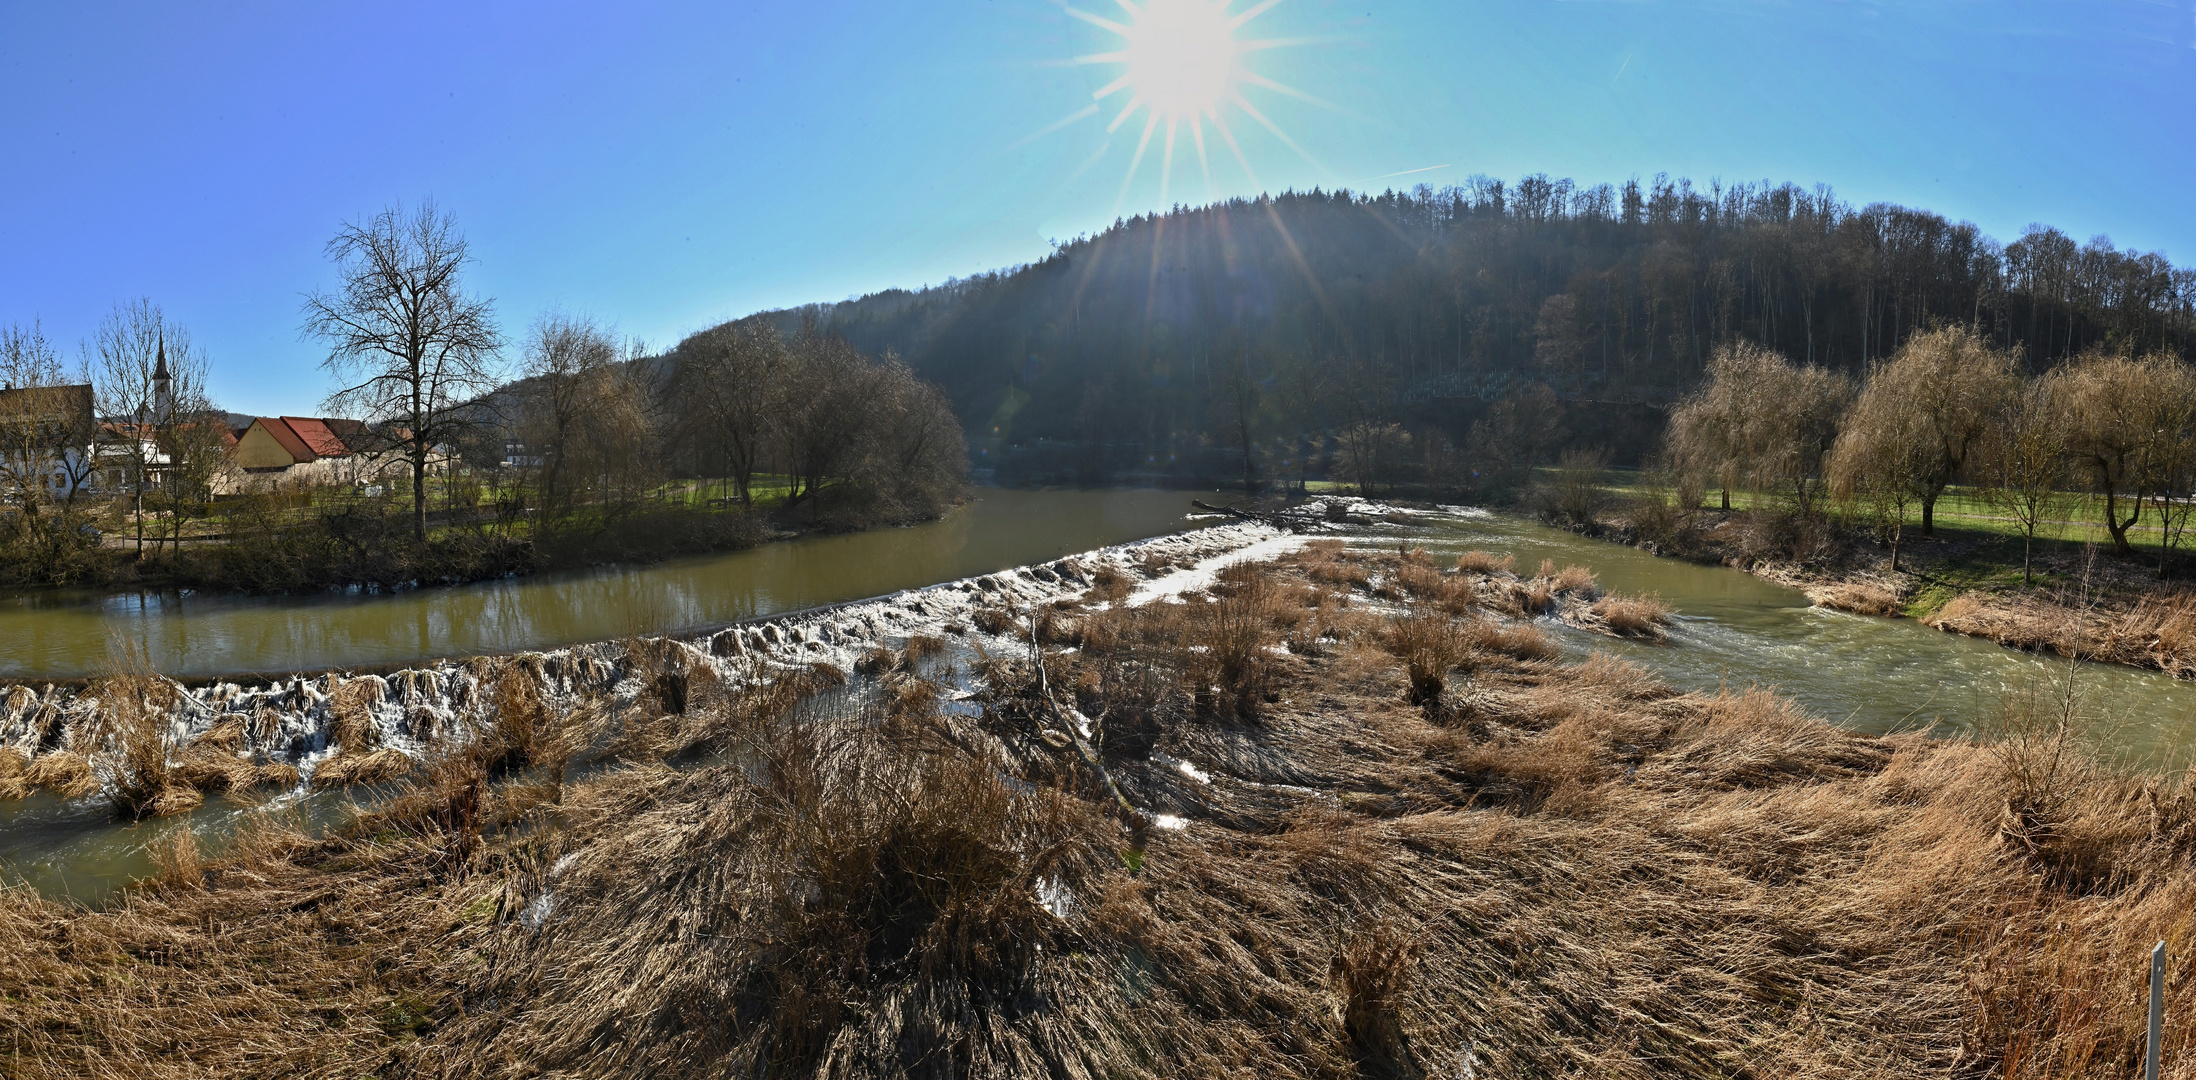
[709,176,2195,485]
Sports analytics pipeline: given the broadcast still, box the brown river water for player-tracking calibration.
[5,490,2193,903]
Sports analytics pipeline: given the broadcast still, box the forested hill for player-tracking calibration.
[739,176,2196,483]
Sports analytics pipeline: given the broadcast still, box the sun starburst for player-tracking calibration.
[1047,0,1327,213]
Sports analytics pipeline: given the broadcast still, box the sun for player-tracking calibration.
[1107,0,1241,122]
[1050,0,1322,211]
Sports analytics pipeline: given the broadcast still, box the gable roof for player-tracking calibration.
[279,416,365,459]
[255,418,316,462]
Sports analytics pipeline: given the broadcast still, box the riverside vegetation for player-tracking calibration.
[1496,324,2196,681]
[3,541,2188,1077]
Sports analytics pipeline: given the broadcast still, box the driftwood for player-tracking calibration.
[1189,500,1330,532]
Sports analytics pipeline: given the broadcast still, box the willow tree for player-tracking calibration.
[1665,341,1773,511]
[1861,326,2019,535]
[304,202,503,542]
[1829,377,1935,571]
[1668,340,1848,515]
[1974,379,2071,584]
[2053,351,2189,557]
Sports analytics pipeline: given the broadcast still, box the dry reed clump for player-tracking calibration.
[1301,540,1374,587]
[971,604,1018,635]
[1084,564,1136,603]
[1820,581,1905,618]
[80,638,209,818]
[1454,549,1514,575]
[1591,591,1672,638]
[1463,616,1560,662]
[1185,565,1285,720]
[904,633,948,661]
[1549,562,1599,596]
[1384,609,1471,708]
[1391,560,1476,615]
[854,644,900,676]
[0,746,27,799]
[22,750,96,797]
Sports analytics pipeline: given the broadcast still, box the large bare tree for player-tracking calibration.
[517,313,658,528]
[664,317,784,506]
[303,202,503,542]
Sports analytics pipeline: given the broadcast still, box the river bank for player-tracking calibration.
[3,532,2187,1077]
[1576,504,2196,681]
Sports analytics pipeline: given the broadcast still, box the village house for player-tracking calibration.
[230,416,426,489]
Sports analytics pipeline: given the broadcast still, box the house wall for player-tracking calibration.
[233,423,300,470]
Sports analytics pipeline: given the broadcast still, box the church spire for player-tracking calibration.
[153,330,173,421]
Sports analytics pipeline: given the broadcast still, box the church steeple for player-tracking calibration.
[153,331,172,421]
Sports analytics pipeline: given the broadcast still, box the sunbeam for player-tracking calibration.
[1041,0,1316,210]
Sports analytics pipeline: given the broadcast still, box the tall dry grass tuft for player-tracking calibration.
[0,747,29,799]
[1385,609,1471,708]
[1332,920,1422,1073]
[1549,563,1598,597]
[1592,592,1672,638]
[83,636,198,818]
[1455,549,1514,575]
[1189,565,1283,721]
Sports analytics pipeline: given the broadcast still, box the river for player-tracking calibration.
[0,488,1205,682]
[5,490,2194,903]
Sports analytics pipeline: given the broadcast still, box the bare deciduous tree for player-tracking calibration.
[303,202,503,542]
[664,318,784,506]
[0,320,94,549]
[1334,422,1412,498]
[1975,378,2072,584]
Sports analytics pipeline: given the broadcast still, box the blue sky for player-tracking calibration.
[3,0,2192,415]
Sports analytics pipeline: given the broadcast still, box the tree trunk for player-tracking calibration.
[2103,488,2138,556]
[1920,494,1935,537]
[413,444,428,543]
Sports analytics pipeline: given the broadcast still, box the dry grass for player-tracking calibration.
[1592,591,1673,638]
[1455,549,1514,575]
[1549,562,1599,596]
[971,604,1017,635]
[1384,608,1472,708]
[18,554,2196,1078]
[1821,581,1905,618]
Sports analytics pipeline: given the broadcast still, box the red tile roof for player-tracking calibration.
[247,416,378,463]
[279,417,356,459]
[257,418,315,462]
